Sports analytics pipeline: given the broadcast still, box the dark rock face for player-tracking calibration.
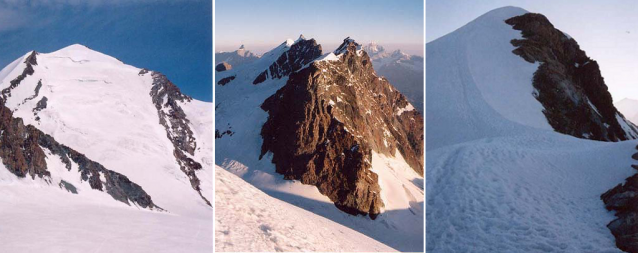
[0,104,49,179]
[506,13,637,141]
[215,62,232,72]
[602,171,638,251]
[33,96,47,122]
[0,101,159,209]
[21,80,42,105]
[253,38,322,85]
[260,38,424,218]
[148,71,210,206]
[59,180,78,194]
[217,75,235,86]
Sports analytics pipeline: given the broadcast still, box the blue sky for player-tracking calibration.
[215,0,424,56]
[0,0,212,102]
[427,0,638,102]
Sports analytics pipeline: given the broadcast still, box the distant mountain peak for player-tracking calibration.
[334,37,362,55]
[239,44,245,50]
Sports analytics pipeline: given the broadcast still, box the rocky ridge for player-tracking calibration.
[506,13,638,141]
[147,71,210,206]
[602,145,638,252]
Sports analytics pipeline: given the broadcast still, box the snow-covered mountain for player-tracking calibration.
[0,44,212,251]
[427,6,637,252]
[616,98,638,125]
[215,44,259,70]
[216,35,423,251]
[363,42,424,113]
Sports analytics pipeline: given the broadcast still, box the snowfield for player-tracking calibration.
[427,6,634,253]
[215,166,396,252]
[427,133,633,252]
[0,163,212,253]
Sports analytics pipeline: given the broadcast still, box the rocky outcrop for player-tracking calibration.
[506,13,637,141]
[0,100,159,209]
[217,75,235,86]
[215,62,232,72]
[253,38,322,85]
[33,96,47,121]
[259,38,424,219]
[602,148,638,252]
[147,71,210,206]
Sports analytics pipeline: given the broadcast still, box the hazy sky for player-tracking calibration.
[215,0,424,56]
[427,0,638,102]
[0,0,212,101]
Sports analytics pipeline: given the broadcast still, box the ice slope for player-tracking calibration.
[215,166,396,252]
[215,38,424,252]
[426,6,553,151]
[0,44,212,216]
[616,98,638,125]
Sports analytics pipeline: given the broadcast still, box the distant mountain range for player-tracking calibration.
[215,41,424,113]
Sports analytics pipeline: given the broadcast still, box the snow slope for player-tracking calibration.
[215,166,396,252]
[427,133,633,253]
[0,45,212,251]
[616,98,638,125]
[216,38,423,251]
[427,6,636,253]
[0,164,212,252]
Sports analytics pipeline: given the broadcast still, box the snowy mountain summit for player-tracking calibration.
[0,44,212,251]
[216,35,424,251]
[427,6,637,150]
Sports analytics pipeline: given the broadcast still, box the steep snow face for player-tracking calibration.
[0,44,212,216]
[616,98,638,125]
[216,37,423,251]
[215,166,396,252]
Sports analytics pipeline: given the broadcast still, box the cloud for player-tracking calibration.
[0,8,30,32]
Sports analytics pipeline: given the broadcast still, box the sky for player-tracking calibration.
[214,0,424,56]
[427,0,638,102]
[0,0,212,102]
